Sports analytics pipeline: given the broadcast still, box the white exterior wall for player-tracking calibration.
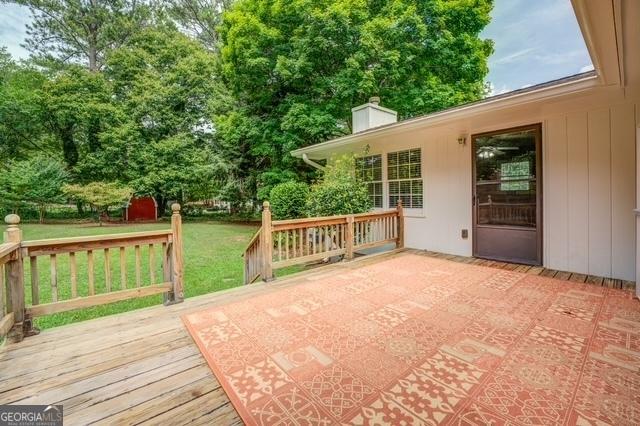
[319,87,637,280]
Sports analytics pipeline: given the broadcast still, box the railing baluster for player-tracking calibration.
[325,226,330,251]
[0,264,5,315]
[331,225,337,250]
[277,232,282,261]
[120,247,127,289]
[50,254,58,303]
[162,242,169,284]
[312,228,317,254]
[70,252,77,298]
[299,228,303,257]
[285,231,290,260]
[104,248,111,292]
[135,245,141,287]
[87,250,95,296]
[149,244,156,285]
[30,256,39,306]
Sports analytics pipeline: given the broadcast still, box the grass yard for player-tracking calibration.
[18,221,271,330]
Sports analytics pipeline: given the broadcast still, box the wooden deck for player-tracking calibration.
[418,250,636,290]
[0,249,634,425]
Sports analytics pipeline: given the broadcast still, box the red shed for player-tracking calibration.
[124,196,158,222]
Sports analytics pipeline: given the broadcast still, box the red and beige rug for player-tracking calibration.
[183,254,640,425]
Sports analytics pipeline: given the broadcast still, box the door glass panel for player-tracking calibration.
[475,128,538,228]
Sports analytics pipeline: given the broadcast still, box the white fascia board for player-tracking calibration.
[292,74,599,159]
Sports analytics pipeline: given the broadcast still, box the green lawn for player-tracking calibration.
[18,221,265,330]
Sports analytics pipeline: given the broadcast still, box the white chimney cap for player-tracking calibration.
[351,97,397,133]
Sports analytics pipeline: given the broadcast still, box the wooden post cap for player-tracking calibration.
[4,214,20,226]
[263,201,270,209]
[171,203,181,213]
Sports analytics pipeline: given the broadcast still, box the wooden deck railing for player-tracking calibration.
[243,228,262,284]
[0,241,21,340]
[243,201,404,284]
[1,204,184,343]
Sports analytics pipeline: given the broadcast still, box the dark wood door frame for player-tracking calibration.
[471,123,543,265]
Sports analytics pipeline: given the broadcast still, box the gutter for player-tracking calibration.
[302,153,325,170]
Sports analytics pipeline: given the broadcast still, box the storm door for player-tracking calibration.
[472,124,542,265]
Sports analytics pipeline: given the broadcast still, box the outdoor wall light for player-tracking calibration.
[457,135,467,146]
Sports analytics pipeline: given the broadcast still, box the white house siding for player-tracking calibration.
[314,88,637,281]
[543,102,636,280]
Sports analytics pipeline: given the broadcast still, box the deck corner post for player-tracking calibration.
[168,204,184,304]
[396,200,404,249]
[4,214,25,342]
[345,215,355,260]
[261,201,273,281]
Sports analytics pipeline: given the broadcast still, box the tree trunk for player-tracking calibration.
[88,0,99,72]
[156,195,166,217]
[39,205,45,224]
[61,125,78,167]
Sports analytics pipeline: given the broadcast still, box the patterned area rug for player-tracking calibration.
[183,253,640,425]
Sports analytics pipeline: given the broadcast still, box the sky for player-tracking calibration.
[1,0,593,96]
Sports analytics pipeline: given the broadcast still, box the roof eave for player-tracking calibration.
[292,73,599,159]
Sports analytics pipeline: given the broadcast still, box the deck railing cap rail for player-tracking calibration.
[271,208,398,227]
[21,229,173,248]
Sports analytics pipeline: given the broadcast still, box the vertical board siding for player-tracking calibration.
[545,104,636,280]
[376,99,636,280]
[545,117,569,271]
[566,112,590,274]
[587,108,612,278]
[610,104,636,280]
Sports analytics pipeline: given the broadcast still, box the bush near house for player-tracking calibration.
[269,181,310,219]
[306,155,371,217]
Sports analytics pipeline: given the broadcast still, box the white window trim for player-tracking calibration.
[356,154,384,209]
[386,148,424,212]
[359,147,425,217]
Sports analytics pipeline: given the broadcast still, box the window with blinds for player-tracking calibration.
[355,154,383,208]
[387,149,423,208]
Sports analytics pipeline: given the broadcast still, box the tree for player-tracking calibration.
[166,0,234,49]
[0,155,69,222]
[6,0,152,71]
[63,181,132,224]
[40,66,118,169]
[218,0,493,199]
[76,27,229,209]
[0,47,49,161]
[306,154,371,217]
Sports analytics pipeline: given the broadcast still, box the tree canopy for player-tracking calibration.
[217,0,493,200]
[8,0,153,71]
[0,0,494,218]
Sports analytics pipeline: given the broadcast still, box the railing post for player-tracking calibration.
[4,214,25,342]
[345,215,355,260]
[261,202,273,281]
[396,200,404,249]
[168,204,184,304]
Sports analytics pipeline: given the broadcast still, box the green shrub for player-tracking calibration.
[269,181,310,219]
[306,154,371,216]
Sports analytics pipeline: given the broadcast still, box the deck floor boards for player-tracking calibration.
[0,248,634,425]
